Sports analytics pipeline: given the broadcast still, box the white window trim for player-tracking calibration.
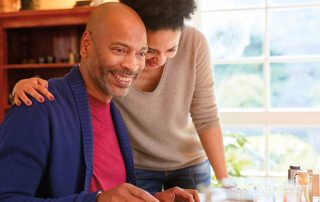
[219,111,320,125]
[193,1,320,176]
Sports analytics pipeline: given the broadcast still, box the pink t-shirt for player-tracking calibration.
[88,94,126,192]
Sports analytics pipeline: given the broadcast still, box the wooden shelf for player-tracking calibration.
[4,63,75,69]
[0,7,92,122]
[0,7,94,28]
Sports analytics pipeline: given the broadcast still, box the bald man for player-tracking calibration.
[0,3,199,202]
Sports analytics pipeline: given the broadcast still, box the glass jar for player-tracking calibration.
[296,171,311,202]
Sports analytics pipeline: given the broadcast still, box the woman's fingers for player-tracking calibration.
[14,90,32,106]
[12,77,53,106]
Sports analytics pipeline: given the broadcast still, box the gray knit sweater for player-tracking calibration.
[114,26,220,170]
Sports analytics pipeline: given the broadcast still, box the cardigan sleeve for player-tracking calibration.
[0,103,96,202]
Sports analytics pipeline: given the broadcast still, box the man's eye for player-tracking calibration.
[112,47,126,54]
[137,51,146,57]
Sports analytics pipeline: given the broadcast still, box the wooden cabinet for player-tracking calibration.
[0,7,93,122]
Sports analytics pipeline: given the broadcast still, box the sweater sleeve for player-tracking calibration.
[190,28,220,133]
[0,103,96,202]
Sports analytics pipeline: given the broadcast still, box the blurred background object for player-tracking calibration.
[0,0,20,12]
[74,0,92,7]
[20,0,33,10]
[41,0,116,9]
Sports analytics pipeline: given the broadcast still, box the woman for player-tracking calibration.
[12,0,233,194]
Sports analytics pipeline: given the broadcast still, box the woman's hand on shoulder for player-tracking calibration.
[12,77,54,106]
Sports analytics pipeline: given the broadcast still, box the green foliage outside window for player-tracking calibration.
[212,133,253,186]
[224,133,253,177]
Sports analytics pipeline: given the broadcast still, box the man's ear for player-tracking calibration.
[80,31,91,58]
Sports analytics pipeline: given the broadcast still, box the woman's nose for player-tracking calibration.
[154,54,166,66]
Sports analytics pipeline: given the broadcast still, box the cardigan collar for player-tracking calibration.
[64,66,136,189]
[65,66,93,191]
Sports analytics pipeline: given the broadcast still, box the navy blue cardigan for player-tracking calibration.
[0,67,136,201]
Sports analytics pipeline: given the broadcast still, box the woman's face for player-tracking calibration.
[145,29,181,69]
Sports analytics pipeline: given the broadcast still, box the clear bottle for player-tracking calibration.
[296,171,311,202]
[308,169,313,202]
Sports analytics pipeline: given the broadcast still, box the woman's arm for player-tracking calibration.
[199,126,236,187]
[199,125,228,181]
[12,77,54,106]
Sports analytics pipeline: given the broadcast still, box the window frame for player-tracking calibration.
[192,0,320,176]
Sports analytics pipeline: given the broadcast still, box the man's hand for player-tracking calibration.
[154,187,200,202]
[13,77,54,106]
[97,183,160,202]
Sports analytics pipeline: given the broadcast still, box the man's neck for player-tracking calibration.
[86,90,112,103]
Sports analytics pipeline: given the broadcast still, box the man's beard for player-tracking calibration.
[90,62,140,98]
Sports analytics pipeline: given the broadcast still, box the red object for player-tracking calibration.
[88,94,126,191]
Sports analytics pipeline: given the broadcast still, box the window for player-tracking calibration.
[193,0,320,176]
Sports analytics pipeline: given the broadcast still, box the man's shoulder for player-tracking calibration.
[48,76,68,88]
[47,76,71,98]
[47,66,83,97]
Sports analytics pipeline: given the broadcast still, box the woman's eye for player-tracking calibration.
[168,49,176,53]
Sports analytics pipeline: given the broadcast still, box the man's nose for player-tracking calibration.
[122,54,138,70]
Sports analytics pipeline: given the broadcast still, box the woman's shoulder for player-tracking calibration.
[181,25,206,40]
[177,26,209,57]
[179,26,207,49]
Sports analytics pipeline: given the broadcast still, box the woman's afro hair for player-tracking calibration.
[120,0,197,31]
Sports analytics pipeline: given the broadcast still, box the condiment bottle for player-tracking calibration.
[296,171,311,202]
[313,174,320,197]
[308,169,313,202]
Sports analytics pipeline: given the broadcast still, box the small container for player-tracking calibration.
[313,174,320,197]
[296,171,311,202]
[37,56,45,64]
[20,0,33,10]
[46,56,55,63]
[68,52,75,64]
[308,169,313,202]
[289,165,301,184]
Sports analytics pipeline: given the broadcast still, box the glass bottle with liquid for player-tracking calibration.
[296,171,311,202]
